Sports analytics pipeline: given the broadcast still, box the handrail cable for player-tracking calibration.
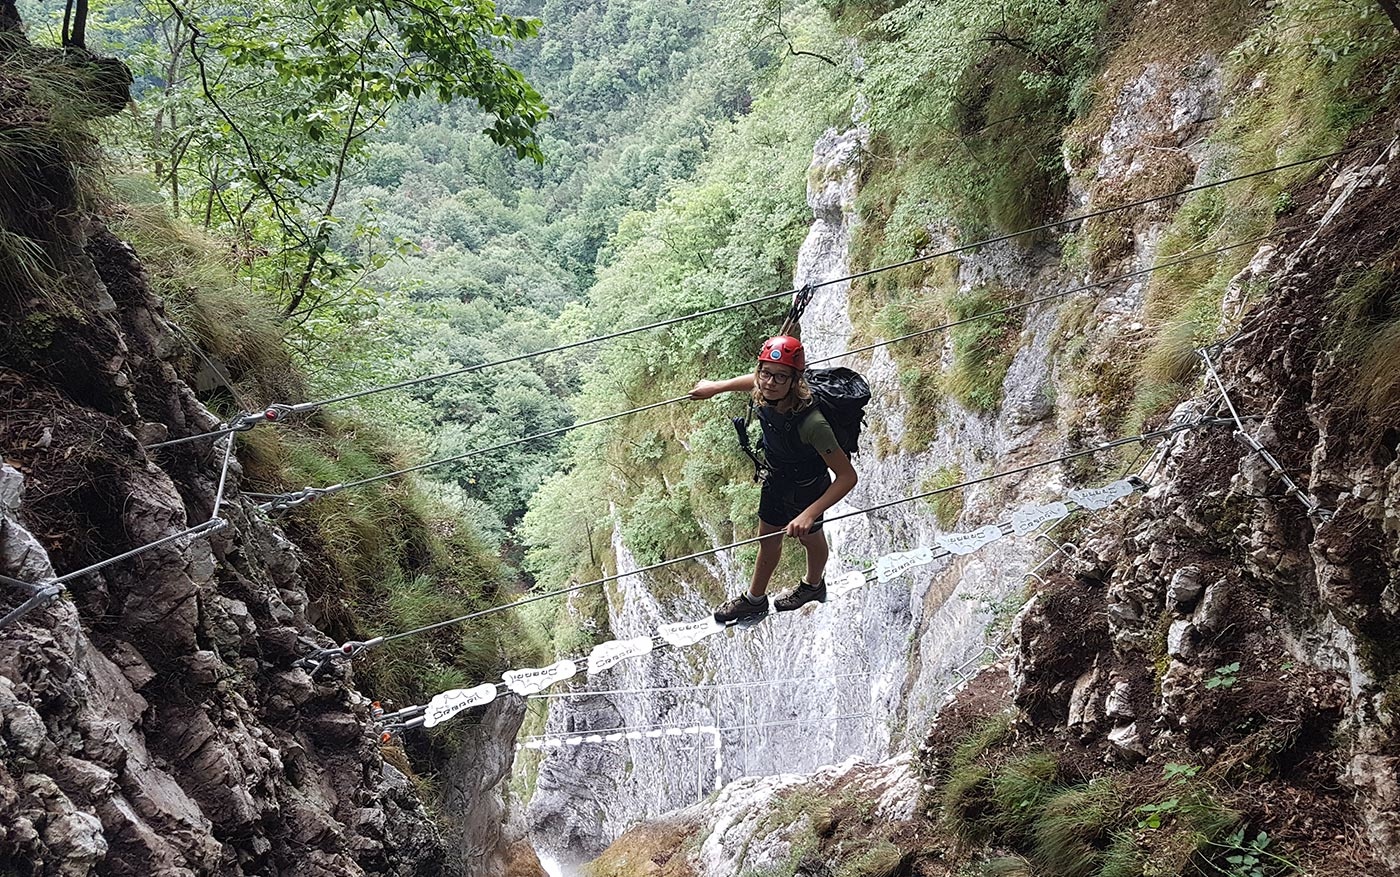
[810,234,1279,365]
[258,233,1278,512]
[518,712,873,744]
[376,417,1217,723]
[319,414,1227,661]
[527,671,872,699]
[146,143,1362,450]
[259,394,691,510]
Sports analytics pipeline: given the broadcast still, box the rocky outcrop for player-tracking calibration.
[589,754,929,877]
[0,223,447,875]
[440,698,546,877]
[1013,138,1400,871]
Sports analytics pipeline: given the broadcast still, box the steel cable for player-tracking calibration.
[259,233,1279,511]
[148,143,1364,449]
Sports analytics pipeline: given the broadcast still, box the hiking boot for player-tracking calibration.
[714,593,769,625]
[773,579,826,612]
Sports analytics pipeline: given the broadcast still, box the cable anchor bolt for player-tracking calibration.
[226,412,263,433]
[295,647,342,674]
[1309,504,1336,523]
[264,487,327,512]
[262,404,297,424]
[338,637,384,659]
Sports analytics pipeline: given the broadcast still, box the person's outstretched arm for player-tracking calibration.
[690,374,755,399]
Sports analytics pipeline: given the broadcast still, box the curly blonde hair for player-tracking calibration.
[751,363,813,414]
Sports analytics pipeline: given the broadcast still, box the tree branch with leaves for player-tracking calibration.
[144,0,548,320]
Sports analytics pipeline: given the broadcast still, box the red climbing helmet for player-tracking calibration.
[758,335,805,371]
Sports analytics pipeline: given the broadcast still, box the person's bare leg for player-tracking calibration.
[750,520,784,596]
[799,529,828,585]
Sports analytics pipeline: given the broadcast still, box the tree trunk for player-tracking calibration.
[62,0,88,47]
[1378,0,1400,33]
[283,90,365,319]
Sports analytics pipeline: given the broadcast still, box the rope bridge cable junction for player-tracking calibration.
[0,440,240,631]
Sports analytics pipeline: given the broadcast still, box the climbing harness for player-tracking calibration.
[779,284,817,337]
[733,402,767,483]
[145,144,1366,451]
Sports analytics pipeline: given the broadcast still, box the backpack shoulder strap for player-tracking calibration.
[732,399,766,482]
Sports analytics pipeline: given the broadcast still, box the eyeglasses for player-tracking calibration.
[757,368,792,385]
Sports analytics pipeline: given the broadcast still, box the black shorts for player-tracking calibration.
[759,473,831,531]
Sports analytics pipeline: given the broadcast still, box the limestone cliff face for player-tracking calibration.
[0,32,522,877]
[527,121,1106,862]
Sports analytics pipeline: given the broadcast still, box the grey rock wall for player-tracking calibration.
[0,232,446,874]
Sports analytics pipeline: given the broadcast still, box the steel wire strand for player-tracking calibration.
[1197,344,1333,519]
[384,335,1324,729]
[825,142,1370,293]
[260,234,1280,511]
[383,667,871,722]
[2,431,241,631]
[148,143,1365,450]
[517,712,873,745]
[261,394,693,509]
[527,671,873,699]
[323,417,1217,660]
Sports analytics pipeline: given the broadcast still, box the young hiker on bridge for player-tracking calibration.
[689,335,858,624]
